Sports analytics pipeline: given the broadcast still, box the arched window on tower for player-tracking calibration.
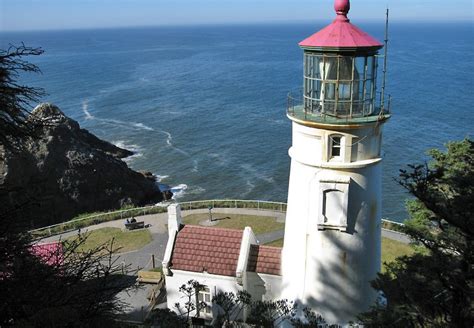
[329,134,343,161]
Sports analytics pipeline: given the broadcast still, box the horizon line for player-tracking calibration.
[1,18,472,34]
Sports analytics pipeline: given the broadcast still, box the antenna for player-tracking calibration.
[380,7,389,112]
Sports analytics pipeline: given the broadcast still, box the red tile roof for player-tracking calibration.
[247,245,281,276]
[170,225,243,277]
[30,242,64,266]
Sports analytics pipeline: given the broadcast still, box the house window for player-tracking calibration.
[197,287,212,316]
[329,135,343,160]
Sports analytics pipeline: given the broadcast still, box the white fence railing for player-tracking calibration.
[30,199,402,238]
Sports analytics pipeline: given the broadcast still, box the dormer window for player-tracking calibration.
[329,135,343,160]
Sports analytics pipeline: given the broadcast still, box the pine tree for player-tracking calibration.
[360,139,474,327]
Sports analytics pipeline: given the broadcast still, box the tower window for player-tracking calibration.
[318,177,351,231]
[330,135,342,160]
[322,189,344,225]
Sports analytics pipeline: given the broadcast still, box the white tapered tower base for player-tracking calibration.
[281,121,384,323]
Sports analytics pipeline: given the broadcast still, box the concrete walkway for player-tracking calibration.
[382,228,411,244]
[257,230,285,244]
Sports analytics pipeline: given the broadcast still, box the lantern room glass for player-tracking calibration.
[303,53,377,117]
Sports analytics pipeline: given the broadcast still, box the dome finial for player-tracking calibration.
[334,0,350,17]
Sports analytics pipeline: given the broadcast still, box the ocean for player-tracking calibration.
[1,22,472,222]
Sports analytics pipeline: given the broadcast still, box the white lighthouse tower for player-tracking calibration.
[281,0,391,323]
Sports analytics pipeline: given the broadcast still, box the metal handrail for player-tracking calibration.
[287,89,391,118]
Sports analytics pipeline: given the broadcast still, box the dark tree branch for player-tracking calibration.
[0,43,47,149]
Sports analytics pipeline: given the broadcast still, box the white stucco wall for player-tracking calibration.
[162,204,182,275]
[258,273,283,302]
[281,121,384,324]
[236,227,257,285]
[166,270,243,320]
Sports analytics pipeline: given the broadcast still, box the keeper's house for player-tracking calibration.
[162,204,282,320]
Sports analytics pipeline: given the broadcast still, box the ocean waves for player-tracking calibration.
[12,23,472,222]
[82,100,154,131]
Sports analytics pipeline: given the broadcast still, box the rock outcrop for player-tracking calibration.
[0,103,168,228]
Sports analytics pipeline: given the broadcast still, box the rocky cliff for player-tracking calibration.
[0,103,168,228]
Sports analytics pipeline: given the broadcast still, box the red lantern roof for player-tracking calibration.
[299,0,382,50]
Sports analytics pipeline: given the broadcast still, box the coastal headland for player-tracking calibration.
[0,103,171,228]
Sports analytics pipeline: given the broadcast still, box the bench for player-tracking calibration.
[137,270,163,285]
[124,221,145,230]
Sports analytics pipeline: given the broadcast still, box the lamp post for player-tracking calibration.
[208,206,213,223]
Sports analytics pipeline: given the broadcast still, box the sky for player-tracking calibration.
[1,0,473,32]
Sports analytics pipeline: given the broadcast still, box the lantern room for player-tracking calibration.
[288,0,391,124]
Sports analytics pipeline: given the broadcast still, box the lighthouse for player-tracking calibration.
[281,0,391,323]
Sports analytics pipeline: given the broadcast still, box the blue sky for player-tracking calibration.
[1,0,472,31]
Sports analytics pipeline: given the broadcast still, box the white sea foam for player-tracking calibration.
[208,152,230,167]
[156,129,190,157]
[160,130,173,146]
[240,163,275,184]
[81,101,154,132]
[99,118,154,131]
[244,180,256,195]
[268,118,285,125]
[112,140,144,163]
[162,111,182,115]
[82,101,94,120]
[113,140,142,153]
[168,184,206,199]
[170,184,188,200]
[192,159,199,173]
[133,122,154,131]
[173,147,190,157]
[155,175,169,182]
[189,186,206,195]
[155,129,173,146]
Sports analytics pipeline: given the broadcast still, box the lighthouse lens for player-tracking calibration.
[303,53,377,118]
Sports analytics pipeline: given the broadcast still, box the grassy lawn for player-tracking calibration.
[264,237,416,272]
[183,213,284,235]
[66,227,152,254]
[381,237,416,267]
[265,238,284,247]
